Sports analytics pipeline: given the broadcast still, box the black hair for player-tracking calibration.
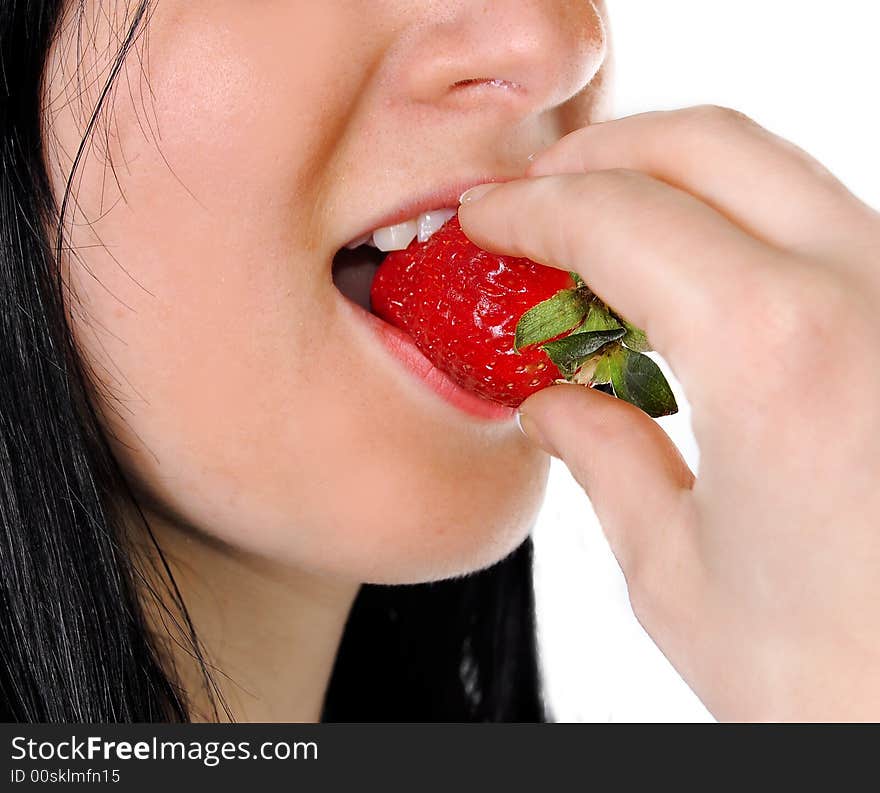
[0,0,547,723]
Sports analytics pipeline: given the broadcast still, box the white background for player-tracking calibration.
[532,0,880,722]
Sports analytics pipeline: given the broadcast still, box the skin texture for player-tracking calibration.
[40,1,611,720]
[459,107,880,721]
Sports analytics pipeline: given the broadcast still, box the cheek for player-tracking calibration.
[121,376,551,585]
[43,2,551,585]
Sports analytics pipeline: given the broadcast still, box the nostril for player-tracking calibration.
[400,0,604,112]
[450,77,523,92]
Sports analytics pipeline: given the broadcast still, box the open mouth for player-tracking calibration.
[330,205,516,421]
[331,243,385,312]
[331,208,456,312]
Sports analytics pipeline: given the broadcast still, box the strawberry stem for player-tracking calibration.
[540,329,626,378]
[514,288,676,417]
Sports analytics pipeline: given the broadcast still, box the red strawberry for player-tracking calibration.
[370,214,677,416]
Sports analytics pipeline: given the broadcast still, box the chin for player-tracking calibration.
[319,449,552,586]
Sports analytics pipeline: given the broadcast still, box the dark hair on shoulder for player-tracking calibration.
[0,0,547,723]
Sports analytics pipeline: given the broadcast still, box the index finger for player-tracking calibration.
[527,106,870,258]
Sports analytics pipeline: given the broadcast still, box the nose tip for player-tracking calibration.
[399,1,607,116]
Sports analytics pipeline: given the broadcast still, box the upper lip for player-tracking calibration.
[337,175,516,251]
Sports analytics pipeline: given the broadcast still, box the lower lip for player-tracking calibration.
[342,297,516,422]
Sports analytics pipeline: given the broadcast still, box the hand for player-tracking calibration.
[458,106,880,722]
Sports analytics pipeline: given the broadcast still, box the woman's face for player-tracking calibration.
[42,0,610,584]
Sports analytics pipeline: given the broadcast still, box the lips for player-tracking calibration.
[333,179,504,257]
[329,181,516,421]
[330,178,511,313]
[331,204,460,310]
[337,289,516,421]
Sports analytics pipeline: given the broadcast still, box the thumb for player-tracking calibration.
[518,383,695,575]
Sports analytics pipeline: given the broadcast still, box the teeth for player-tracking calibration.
[372,219,419,252]
[344,207,457,253]
[344,232,372,250]
[417,208,456,242]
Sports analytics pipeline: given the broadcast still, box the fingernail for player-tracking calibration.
[515,409,559,458]
[459,183,499,205]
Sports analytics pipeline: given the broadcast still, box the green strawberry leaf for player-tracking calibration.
[569,271,587,289]
[514,288,590,352]
[582,301,623,333]
[540,328,626,378]
[591,353,613,384]
[608,347,678,418]
[601,303,653,352]
[621,320,652,352]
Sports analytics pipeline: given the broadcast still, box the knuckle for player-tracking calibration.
[687,103,756,130]
[754,289,819,366]
[634,106,762,174]
[625,548,678,633]
[753,275,817,346]
[738,263,860,380]
[740,266,877,451]
[624,560,658,619]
